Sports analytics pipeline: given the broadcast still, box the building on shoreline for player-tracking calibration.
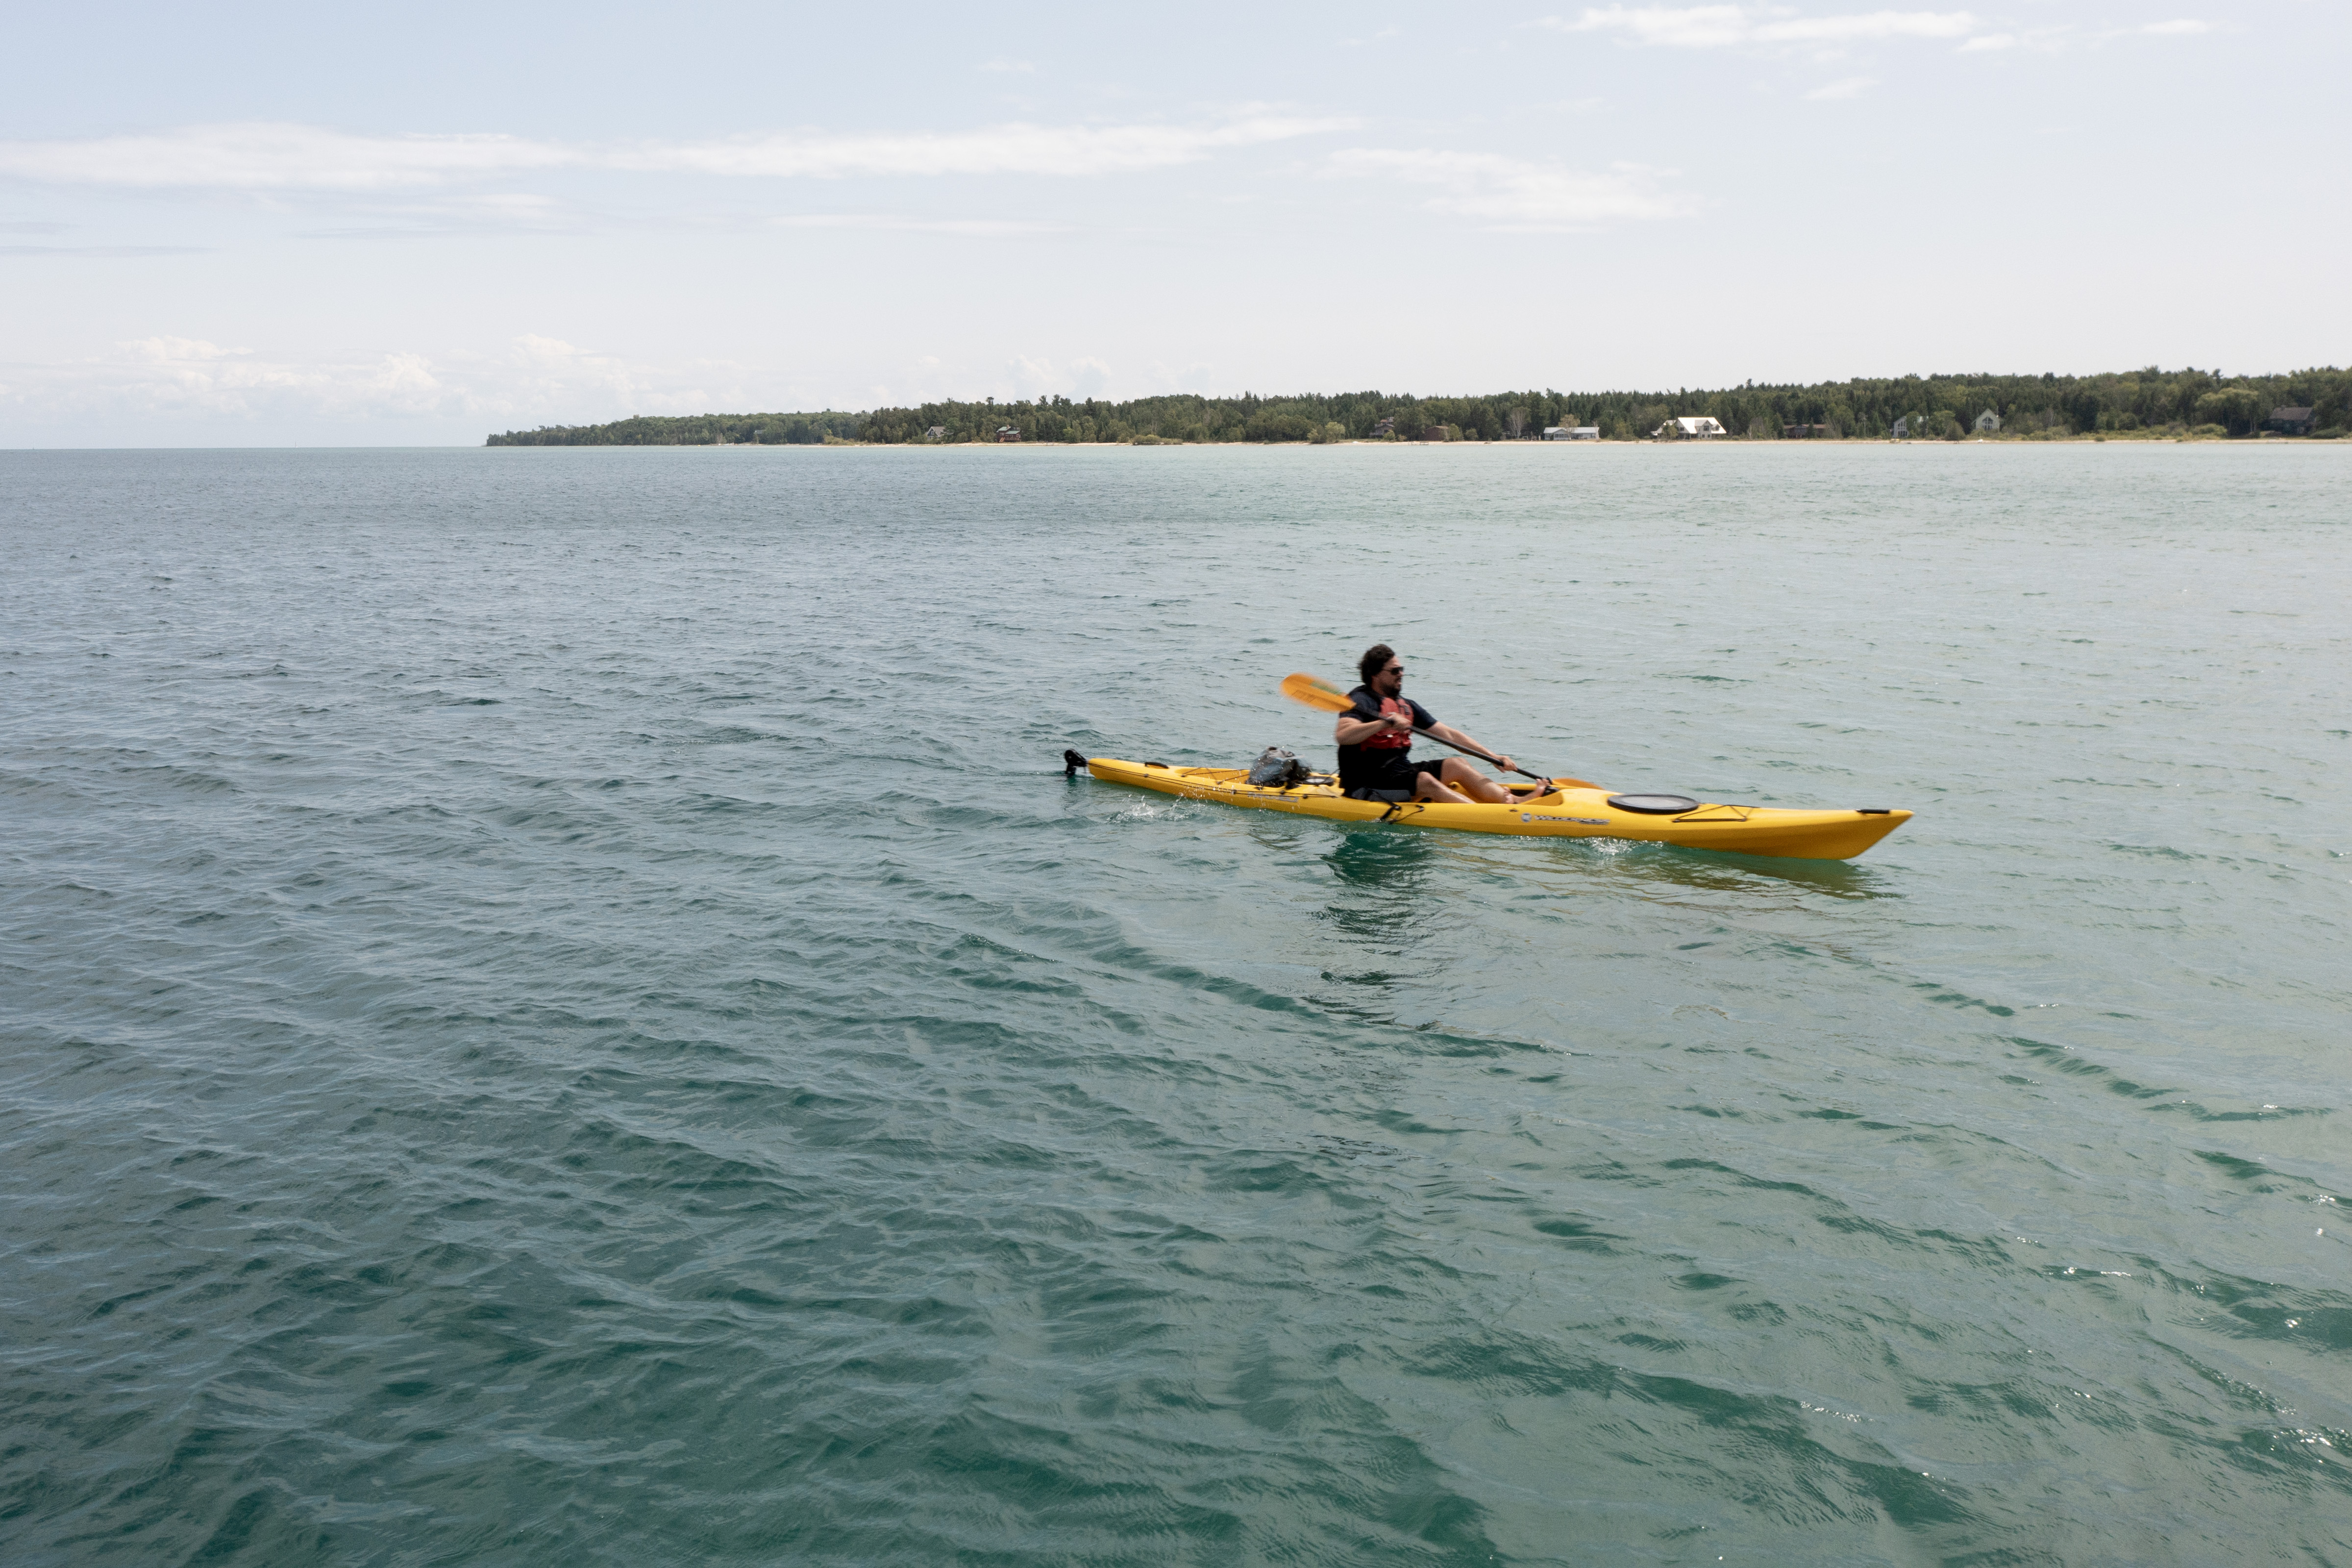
[995,425,1022,443]
[1653,416,1727,440]
[1542,425,1600,440]
[1975,410,2002,434]
[2268,406,2316,436]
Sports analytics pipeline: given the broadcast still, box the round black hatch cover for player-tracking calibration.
[1608,793,1702,815]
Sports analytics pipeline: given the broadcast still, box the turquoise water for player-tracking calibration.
[2,444,2346,1566]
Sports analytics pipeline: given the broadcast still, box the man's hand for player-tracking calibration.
[1493,756,1515,773]
[1386,711,1413,732]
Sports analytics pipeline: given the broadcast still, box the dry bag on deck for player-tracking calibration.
[1247,747,1313,788]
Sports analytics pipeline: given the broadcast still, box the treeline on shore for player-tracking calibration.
[485,367,2351,447]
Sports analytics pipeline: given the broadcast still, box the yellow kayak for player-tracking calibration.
[1081,756,1911,860]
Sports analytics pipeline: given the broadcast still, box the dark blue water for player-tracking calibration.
[3,445,2347,1565]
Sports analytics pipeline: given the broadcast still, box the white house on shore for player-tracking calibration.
[1652,416,1727,440]
[1542,425,1601,440]
[1975,410,2001,434]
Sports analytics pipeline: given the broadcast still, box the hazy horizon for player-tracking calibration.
[5,0,2345,448]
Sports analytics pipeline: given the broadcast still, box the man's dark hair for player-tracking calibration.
[1359,644,1397,686]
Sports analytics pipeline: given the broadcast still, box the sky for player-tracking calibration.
[1,0,2344,446]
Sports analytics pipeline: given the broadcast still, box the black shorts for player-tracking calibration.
[1344,756,1446,799]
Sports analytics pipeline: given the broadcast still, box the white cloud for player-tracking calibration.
[1007,355,1058,398]
[1805,75,1876,98]
[1329,149,1690,230]
[1541,5,1977,47]
[1,333,745,426]
[71,335,449,416]
[862,354,956,408]
[126,336,239,363]
[0,115,1355,191]
[770,214,1066,236]
[1,243,208,256]
[610,115,1355,179]
[290,192,584,240]
[1971,24,2082,50]
[1957,19,2203,55]
[0,124,574,190]
[1004,354,1114,400]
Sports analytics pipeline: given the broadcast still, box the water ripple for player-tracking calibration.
[2,446,2348,1565]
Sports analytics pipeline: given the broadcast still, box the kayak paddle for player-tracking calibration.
[1278,672,1580,788]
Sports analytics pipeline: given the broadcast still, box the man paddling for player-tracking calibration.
[1335,645,1522,805]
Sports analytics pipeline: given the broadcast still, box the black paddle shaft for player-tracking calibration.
[1401,722,1550,785]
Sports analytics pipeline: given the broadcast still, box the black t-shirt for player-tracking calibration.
[1337,685,1437,790]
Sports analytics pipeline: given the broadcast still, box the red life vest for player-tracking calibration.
[1362,694,1414,750]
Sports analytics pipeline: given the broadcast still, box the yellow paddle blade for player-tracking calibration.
[1280,672,1355,714]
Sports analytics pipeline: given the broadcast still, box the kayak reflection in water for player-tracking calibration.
[1335,644,1522,806]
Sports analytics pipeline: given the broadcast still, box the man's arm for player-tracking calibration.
[1338,695,1431,747]
[1334,710,1410,745]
